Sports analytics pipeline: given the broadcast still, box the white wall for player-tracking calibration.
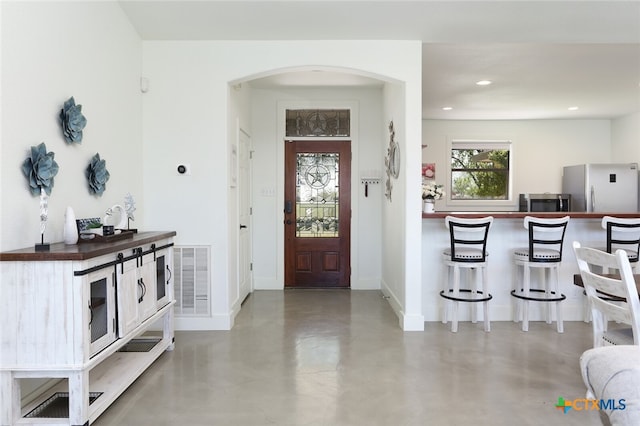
[0,0,141,402]
[227,80,253,318]
[249,87,383,291]
[422,119,612,211]
[381,81,425,330]
[611,112,640,163]
[142,40,423,330]
[0,2,143,251]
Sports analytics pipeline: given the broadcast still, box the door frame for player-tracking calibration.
[238,127,253,302]
[276,101,359,289]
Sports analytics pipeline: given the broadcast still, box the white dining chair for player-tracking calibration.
[573,241,640,348]
[582,216,640,323]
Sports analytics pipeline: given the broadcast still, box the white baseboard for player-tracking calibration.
[253,277,282,290]
[175,314,233,330]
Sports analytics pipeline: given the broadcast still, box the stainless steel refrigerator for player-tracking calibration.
[562,163,639,212]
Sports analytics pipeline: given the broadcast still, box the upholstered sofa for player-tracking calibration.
[580,346,640,425]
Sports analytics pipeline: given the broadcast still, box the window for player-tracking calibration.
[449,140,512,202]
[285,109,350,137]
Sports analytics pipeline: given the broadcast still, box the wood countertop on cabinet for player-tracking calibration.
[422,212,640,219]
[0,231,176,261]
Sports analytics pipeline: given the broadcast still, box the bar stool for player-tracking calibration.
[602,216,640,271]
[511,215,570,333]
[440,216,493,332]
[583,216,640,322]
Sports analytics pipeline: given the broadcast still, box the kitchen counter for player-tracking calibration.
[422,212,640,219]
[420,212,637,323]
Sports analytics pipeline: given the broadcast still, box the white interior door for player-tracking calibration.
[238,129,253,301]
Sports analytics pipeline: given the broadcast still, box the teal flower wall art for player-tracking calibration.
[22,142,59,195]
[60,96,87,144]
[86,153,110,196]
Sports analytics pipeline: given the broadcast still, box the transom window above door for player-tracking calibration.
[285,109,350,137]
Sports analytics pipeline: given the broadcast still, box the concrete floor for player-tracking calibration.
[93,290,601,425]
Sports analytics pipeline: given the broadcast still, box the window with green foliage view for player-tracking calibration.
[450,144,510,200]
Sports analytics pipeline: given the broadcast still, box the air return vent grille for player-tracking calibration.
[173,246,210,316]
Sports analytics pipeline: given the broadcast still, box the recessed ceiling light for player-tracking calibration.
[442,107,453,111]
[476,80,492,86]
[568,106,579,111]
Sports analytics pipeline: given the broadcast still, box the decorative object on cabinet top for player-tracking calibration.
[103,204,128,230]
[63,206,79,245]
[76,216,134,243]
[76,217,102,233]
[124,192,137,231]
[77,230,135,244]
[60,96,87,144]
[86,153,110,196]
[35,188,50,251]
[22,142,59,196]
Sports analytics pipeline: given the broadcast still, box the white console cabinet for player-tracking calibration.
[0,231,176,426]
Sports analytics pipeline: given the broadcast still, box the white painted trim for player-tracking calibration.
[175,314,233,331]
[276,100,360,289]
[253,277,283,290]
[351,278,381,290]
[401,312,425,331]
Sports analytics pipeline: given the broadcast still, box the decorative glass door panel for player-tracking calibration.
[296,153,339,238]
[285,141,351,288]
[88,269,116,357]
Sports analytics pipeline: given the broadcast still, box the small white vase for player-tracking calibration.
[63,206,78,244]
[423,200,435,214]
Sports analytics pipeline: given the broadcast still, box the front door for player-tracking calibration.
[284,140,351,288]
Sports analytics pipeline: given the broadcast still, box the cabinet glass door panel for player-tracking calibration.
[155,251,172,308]
[88,269,116,357]
[90,278,108,344]
[156,255,166,302]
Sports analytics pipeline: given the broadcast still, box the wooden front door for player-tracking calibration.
[284,140,351,288]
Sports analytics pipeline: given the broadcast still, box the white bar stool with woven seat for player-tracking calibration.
[511,215,570,333]
[582,216,640,323]
[440,215,493,332]
[602,216,640,271]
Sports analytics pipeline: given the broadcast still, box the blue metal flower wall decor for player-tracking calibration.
[86,153,110,196]
[60,96,87,144]
[22,142,59,195]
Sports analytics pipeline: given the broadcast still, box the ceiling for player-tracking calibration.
[118,0,640,120]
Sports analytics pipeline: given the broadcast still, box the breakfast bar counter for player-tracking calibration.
[422,211,640,219]
[421,211,640,323]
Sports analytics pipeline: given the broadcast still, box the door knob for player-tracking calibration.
[240,224,247,229]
